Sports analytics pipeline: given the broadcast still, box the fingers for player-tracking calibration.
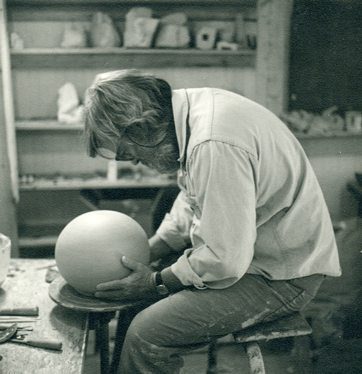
[94,290,124,300]
[94,280,127,300]
[121,256,146,271]
[94,256,150,300]
[96,279,123,291]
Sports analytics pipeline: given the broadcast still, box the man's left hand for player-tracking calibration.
[94,256,156,301]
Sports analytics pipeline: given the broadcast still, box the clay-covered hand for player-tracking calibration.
[94,256,157,301]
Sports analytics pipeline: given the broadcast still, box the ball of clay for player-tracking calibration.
[55,210,150,295]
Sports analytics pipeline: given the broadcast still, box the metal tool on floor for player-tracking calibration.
[0,323,18,343]
[9,335,63,351]
[0,307,39,316]
[0,322,62,351]
[0,324,33,331]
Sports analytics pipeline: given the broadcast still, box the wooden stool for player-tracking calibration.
[207,313,312,374]
[49,276,140,374]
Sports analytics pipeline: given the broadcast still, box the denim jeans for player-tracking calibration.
[120,273,324,374]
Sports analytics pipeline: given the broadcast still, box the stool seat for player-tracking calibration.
[233,312,312,343]
[207,313,312,374]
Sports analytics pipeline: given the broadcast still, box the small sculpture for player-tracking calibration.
[280,106,346,136]
[124,7,159,48]
[90,12,121,48]
[161,12,187,26]
[126,6,153,19]
[57,82,84,125]
[196,27,217,50]
[10,32,24,50]
[345,111,362,133]
[199,21,235,43]
[155,12,190,48]
[216,41,239,51]
[60,23,87,48]
[321,106,345,132]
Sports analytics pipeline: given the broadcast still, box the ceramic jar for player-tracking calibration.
[0,234,11,287]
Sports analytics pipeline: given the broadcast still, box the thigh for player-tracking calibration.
[129,274,315,347]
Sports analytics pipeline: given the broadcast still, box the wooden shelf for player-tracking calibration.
[19,177,178,191]
[293,130,362,140]
[16,120,84,131]
[10,48,256,69]
[11,48,255,55]
[16,120,362,140]
[19,235,58,248]
[9,0,255,5]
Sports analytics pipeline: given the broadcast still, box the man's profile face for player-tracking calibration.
[98,136,179,175]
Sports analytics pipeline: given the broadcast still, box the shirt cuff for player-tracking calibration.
[170,249,207,289]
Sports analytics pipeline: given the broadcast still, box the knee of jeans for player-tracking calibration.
[125,309,163,347]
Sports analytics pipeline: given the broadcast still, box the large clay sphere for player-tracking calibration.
[55,210,150,295]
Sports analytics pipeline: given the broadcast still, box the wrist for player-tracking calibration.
[152,271,170,296]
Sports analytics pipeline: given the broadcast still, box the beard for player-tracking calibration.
[138,139,180,174]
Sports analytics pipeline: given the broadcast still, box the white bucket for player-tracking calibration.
[0,234,11,288]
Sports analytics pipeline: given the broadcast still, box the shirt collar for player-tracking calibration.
[171,89,189,166]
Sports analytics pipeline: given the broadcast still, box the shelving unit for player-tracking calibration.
[9,0,256,4]
[16,120,84,131]
[18,235,59,249]
[9,0,347,252]
[294,131,362,140]
[2,0,358,257]
[2,0,262,252]
[11,48,256,68]
[17,118,362,139]
[19,177,177,191]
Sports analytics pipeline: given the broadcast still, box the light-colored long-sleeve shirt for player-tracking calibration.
[156,88,341,289]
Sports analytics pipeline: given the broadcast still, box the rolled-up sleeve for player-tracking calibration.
[171,140,258,289]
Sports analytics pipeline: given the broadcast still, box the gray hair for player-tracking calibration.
[83,69,173,158]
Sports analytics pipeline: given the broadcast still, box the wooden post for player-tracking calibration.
[256,0,294,116]
[244,341,266,374]
[0,0,19,202]
[0,0,19,255]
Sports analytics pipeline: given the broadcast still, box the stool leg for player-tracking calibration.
[244,341,266,374]
[207,340,218,374]
[97,317,110,374]
[109,309,132,374]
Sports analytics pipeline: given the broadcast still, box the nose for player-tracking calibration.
[131,159,139,165]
